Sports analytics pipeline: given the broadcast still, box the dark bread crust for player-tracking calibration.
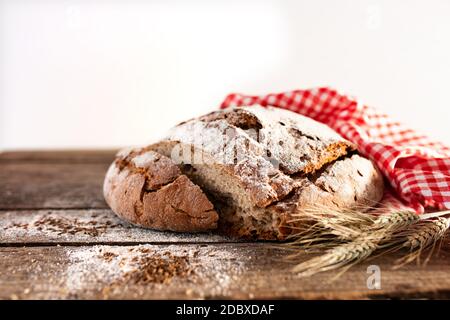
[103,150,219,232]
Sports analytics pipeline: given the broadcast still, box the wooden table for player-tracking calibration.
[1,150,449,299]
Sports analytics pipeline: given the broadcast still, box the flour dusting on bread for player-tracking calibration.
[104,106,384,240]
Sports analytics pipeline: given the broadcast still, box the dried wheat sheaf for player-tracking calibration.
[284,204,450,277]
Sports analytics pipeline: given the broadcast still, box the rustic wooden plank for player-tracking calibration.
[0,150,117,164]
[0,209,234,244]
[1,150,449,300]
[0,163,109,209]
[1,243,449,300]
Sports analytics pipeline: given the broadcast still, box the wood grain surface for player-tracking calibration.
[1,150,449,299]
[0,209,233,244]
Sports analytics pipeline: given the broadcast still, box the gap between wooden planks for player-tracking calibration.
[1,150,450,299]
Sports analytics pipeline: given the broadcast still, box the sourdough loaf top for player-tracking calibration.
[164,106,356,208]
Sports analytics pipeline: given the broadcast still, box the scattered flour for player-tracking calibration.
[63,244,248,298]
[131,151,159,168]
[0,210,230,243]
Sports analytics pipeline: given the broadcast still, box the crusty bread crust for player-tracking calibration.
[217,154,384,240]
[149,141,383,240]
[104,106,384,240]
[103,150,219,232]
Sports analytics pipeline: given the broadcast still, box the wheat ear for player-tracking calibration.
[395,217,450,267]
[372,211,419,230]
[403,217,450,249]
[292,230,383,277]
[291,211,420,277]
[286,204,379,250]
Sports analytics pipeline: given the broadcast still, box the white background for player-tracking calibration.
[1,0,450,150]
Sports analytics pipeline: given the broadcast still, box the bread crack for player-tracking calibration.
[116,152,182,217]
[288,127,318,141]
[304,150,358,184]
[169,204,213,220]
[267,151,358,207]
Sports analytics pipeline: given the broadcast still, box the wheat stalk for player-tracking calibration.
[289,210,421,276]
[283,202,450,278]
[287,208,418,247]
[292,230,384,277]
[286,204,376,247]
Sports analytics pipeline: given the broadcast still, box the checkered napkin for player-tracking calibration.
[221,87,450,214]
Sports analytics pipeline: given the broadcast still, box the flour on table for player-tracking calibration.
[63,244,247,298]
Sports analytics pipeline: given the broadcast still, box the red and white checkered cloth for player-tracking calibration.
[221,87,450,214]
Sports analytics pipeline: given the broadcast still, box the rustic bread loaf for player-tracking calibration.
[104,106,384,240]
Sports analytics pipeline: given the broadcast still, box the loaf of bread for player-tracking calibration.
[104,106,384,240]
